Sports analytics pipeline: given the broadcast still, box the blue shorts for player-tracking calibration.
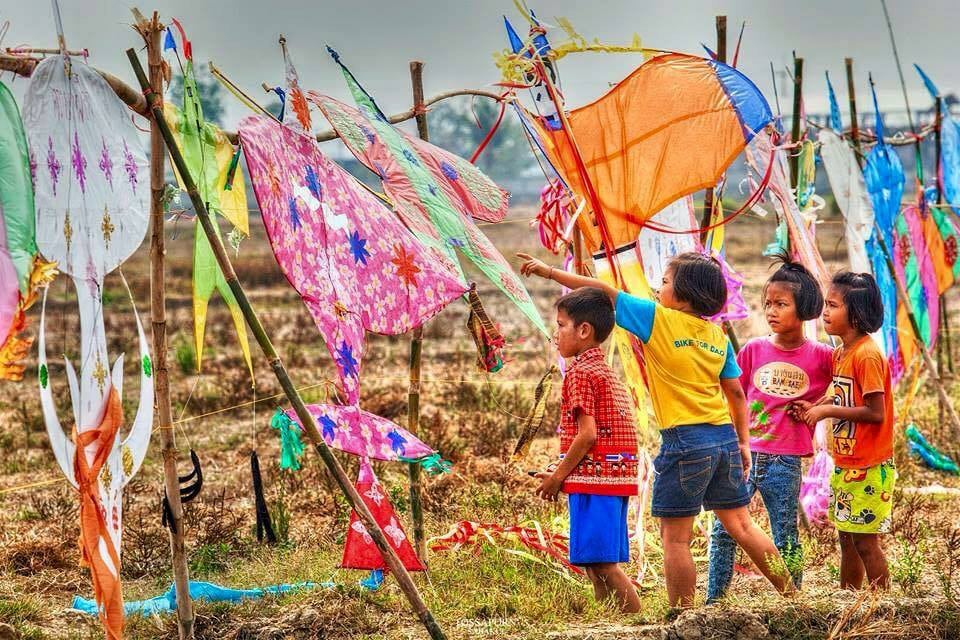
[651,424,750,518]
[568,493,630,566]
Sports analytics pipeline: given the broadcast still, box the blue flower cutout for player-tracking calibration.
[319,414,337,442]
[305,165,321,199]
[447,237,465,248]
[440,161,458,181]
[387,429,407,455]
[288,197,302,231]
[402,148,420,167]
[428,185,437,197]
[349,230,370,265]
[335,341,359,378]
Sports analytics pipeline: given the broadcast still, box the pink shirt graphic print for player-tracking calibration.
[738,337,834,456]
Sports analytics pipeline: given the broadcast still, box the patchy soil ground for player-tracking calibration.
[2,208,960,639]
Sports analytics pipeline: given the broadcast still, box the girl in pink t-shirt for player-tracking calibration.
[708,257,833,601]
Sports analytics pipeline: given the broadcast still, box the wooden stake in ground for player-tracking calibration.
[407,61,428,562]
[131,10,194,639]
[125,47,446,640]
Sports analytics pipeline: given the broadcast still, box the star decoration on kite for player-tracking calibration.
[387,429,407,455]
[319,414,337,442]
[391,244,420,287]
[348,230,370,265]
[335,341,359,378]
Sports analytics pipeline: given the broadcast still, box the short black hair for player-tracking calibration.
[765,253,824,321]
[668,252,727,317]
[556,287,615,342]
[831,271,884,333]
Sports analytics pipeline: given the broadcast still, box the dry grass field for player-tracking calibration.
[2,206,960,639]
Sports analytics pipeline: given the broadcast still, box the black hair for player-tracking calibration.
[556,287,615,342]
[830,271,884,334]
[667,252,727,317]
[764,253,824,321]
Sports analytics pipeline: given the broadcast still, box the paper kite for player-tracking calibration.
[341,459,425,572]
[163,20,253,377]
[914,65,960,282]
[311,51,546,337]
[22,55,154,640]
[863,84,905,379]
[893,205,940,368]
[516,51,772,254]
[238,113,465,456]
[0,80,55,380]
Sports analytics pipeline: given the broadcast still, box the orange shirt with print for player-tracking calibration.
[830,336,894,469]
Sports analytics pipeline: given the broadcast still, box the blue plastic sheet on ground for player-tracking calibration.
[71,580,327,617]
[70,570,387,618]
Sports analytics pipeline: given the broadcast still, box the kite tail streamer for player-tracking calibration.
[399,453,452,475]
[270,408,305,471]
[465,286,506,373]
[511,366,557,461]
[250,451,278,543]
[905,423,960,474]
[74,389,125,640]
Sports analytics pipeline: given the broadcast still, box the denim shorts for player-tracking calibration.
[652,423,750,518]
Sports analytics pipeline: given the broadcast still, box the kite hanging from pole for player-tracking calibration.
[162,20,254,379]
[863,78,906,381]
[0,79,57,380]
[23,53,155,640]
[313,49,547,338]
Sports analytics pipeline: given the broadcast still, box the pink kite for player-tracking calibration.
[238,115,467,405]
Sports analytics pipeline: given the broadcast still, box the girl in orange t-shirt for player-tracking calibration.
[792,271,894,590]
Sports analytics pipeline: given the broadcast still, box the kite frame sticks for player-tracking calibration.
[126,48,448,640]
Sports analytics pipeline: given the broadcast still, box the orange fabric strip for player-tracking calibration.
[73,388,125,640]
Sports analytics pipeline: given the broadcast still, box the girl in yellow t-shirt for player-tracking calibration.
[518,251,794,609]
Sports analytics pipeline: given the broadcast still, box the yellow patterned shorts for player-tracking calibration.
[828,459,896,534]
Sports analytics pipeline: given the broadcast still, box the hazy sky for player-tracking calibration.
[2,0,958,130]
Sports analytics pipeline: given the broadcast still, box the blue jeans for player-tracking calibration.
[651,424,750,518]
[707,452,803,601]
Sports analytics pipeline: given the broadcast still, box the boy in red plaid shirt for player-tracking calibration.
[534,287,641,612]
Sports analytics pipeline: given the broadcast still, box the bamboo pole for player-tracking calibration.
[936,97,947,426]
[789,54,804,190]
[125,48,447,640]
[407,60,428,562]
[699,15,726,245]
[845,58,862,160]
[935,97,955,374]
[130,10,194,639]
[0,53,496,144]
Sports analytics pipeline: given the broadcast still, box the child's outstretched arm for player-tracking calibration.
[720,377,752,480]
[517,253,620,304]
[535,413,597,501]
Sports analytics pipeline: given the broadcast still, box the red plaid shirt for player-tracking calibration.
[559,347,639,496]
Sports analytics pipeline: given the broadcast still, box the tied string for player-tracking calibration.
[73,388,125,640]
